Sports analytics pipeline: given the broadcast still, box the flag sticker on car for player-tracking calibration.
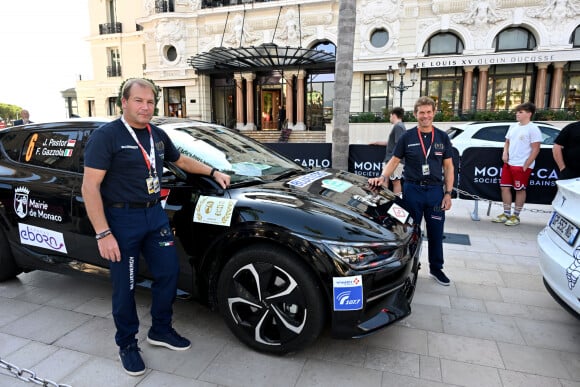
[194,196,237,226]
[333,275,363,311]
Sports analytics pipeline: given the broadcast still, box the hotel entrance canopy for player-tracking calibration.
[187,43,336,74]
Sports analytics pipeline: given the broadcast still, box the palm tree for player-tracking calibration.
[332,0,356,170]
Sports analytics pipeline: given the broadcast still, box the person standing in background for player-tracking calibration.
[492,102,542,226]
[13,109,32,126]
[370,107,406,194]
[553,121,580,179]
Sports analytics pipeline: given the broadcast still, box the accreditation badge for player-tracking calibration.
[146,176,160,194]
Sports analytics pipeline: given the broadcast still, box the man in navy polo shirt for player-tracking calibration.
[369,96,454,286]
[82,78,230,376]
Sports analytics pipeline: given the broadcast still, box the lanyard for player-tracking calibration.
[121,116,157,177]
[417,128,434,163]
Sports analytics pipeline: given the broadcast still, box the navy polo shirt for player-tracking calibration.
[84,119,181,203]
[393,126,453,184]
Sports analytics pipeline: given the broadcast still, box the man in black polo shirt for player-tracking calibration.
[369,96,454,286]
[82,78,230,376]
[553,121,580,179]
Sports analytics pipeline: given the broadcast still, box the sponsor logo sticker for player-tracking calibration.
[387,204,410,224]
[321,178,352,193]
[288,171,331,188]
[193,196,237,226]
[333,275,363,311]
[18,223,68,253]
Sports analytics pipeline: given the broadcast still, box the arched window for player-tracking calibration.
[494,27,536,52]
[571,25,580,47]
[311,41,336,55]
[423,33,464,56]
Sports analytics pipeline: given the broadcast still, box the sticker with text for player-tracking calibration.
[333,275,363,311]
[288,171,332,188]
[321,179,353,193]
[18,223,68,254]
[193,196,237,227]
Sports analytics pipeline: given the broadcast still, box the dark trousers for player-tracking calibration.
[105,204,179,348]
[403,183,445,271]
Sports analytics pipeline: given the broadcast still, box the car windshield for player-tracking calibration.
[163,123,303,184]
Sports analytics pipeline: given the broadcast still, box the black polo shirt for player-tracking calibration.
[554,121,580,171]
[393,126,453,184]
[84,119,181,203]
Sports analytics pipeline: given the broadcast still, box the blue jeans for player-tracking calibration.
[105,204,179,348]
[402,183,445,271]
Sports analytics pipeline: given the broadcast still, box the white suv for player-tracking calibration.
[446,121,561,155]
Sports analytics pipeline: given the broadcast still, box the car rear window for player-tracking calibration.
[446,127,464,139]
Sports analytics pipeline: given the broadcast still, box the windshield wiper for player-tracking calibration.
[272,169,301,181]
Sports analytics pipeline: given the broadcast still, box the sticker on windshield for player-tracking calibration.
[333,276,363,311]
[232,162,271,176]
[18,223,68,254]
[321,179,352,193]
[194,196,237,227]
[288,170,331,188]
[388,204,410,224]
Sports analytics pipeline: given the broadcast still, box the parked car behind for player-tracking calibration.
[447,121,561,155]
[0,117,6,129]
[538,178,580,318]
[0,118,422,353]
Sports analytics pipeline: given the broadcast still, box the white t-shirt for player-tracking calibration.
[505,122,542,168]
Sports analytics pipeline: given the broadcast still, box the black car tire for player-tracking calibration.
[217,244,325,354]
[0,231,22,281]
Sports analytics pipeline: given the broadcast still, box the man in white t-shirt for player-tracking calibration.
[492,102,542,226]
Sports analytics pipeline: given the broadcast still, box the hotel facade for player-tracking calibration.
[75,0,580,133]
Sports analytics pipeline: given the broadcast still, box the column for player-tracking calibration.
[461,66,475,113]
[285,72,295,128]
[234,73,245,130]
[243,72,256,130]
[549,62,567,109]
[534,63,549,109]
[476,65,489,111]
[294,70,306,130]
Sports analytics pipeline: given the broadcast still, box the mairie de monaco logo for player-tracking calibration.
[14,186,30,219]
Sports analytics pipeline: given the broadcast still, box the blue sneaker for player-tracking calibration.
[147,328,191,351]
[119,342,145,376]
[430,269,451,286]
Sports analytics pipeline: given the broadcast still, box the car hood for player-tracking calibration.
[552,178,580,225]
[230,168,413,243]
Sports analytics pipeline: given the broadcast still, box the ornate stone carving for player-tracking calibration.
[187,0,201,11]
[527,0,580,24]
[276,9,315,46]
[144,0,155,16]
[454,0,508,25]
[358,0,402,56]
[155,19,186,66]
[225,14,261,47]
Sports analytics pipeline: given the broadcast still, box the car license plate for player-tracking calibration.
[549,212,579,246]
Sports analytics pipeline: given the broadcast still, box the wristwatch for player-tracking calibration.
[444,191,453,196]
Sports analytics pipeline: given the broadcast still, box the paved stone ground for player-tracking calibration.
[1,199,579,387]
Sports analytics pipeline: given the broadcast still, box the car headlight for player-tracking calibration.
[323,241,400,271]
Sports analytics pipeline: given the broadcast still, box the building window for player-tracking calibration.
[420,67,463,113]
[108,97,118,116]
[312,40,336,55]
[423,32,464,56]
[494,27,536,52]
[486,64,533,110]
[572,25,580,47]
[307,73,335,131]
[363,74,391,112]
[155,0,175,13]
[164,87,186,117]
[164,45,178,62]
[87,100,95,117]
[370,29,389,48]
[107,48,121,77]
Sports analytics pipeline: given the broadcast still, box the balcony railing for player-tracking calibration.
[99,22,123,35]
[107,65,122,78]
[201,0,278,9]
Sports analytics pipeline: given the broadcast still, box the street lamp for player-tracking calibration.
[386,58,419,108]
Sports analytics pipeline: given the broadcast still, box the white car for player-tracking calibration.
[447,121,561,155]
[537,178,580,318]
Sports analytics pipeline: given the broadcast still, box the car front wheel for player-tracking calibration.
[217,244,325,354]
